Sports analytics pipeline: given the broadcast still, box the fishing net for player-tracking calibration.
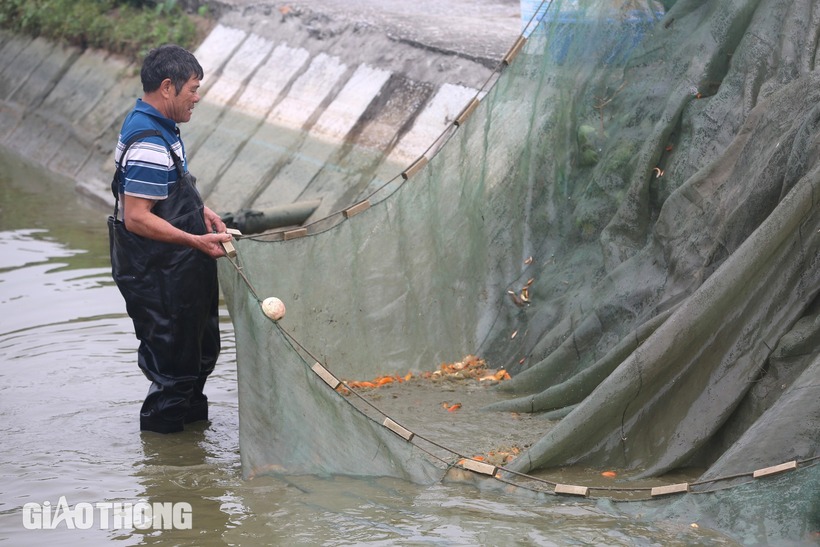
[214,0,819,540]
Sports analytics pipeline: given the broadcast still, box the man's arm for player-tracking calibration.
[123,195,230,259]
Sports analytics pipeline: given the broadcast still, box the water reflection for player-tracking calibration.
[0,152,240,546]
[0,149,742,546]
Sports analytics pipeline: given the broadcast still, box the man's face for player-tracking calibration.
[167,76,201,124]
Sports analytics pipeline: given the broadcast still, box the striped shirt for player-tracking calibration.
[114,99,189,200]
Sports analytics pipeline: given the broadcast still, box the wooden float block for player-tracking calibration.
[222,228,241,257]
[454,97,480,127]
[460,458,497,476]
[382,417,414,442]
[401,156,428,180]
[311,362,340,390]
[503,36,527,66]
[554,484,589,497]
[753,460,797,478]
[343,200,371,219]
[651,483,690,497]
[283,228,308,240]
[221,239,237,258]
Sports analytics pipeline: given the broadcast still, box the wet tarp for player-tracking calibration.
[218,0,818,539]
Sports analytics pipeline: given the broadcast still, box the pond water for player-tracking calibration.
[0,147,743,546]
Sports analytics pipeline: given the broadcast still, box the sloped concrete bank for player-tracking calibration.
[0,1,521,222]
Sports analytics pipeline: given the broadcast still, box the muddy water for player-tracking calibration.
[0,148,736,546]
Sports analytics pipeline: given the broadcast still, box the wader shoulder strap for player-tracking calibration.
[111,129,162,219]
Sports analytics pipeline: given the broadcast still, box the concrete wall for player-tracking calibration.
[0,4,519,222]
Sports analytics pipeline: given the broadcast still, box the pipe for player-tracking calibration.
[220,199,321,234]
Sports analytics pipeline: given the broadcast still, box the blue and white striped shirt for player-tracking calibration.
[114,99,189,200]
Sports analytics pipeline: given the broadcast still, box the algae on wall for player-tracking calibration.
[0,31,141,205]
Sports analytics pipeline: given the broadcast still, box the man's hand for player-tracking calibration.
[204,206,226,233]
[197,232,232,259]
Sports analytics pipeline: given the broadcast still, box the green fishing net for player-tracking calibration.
[211,0,818,541]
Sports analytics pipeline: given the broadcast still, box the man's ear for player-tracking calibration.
[159,78,175,97]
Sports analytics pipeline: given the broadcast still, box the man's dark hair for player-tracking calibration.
[140,44,204,94]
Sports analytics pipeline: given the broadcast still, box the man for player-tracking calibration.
[108,44,232,434]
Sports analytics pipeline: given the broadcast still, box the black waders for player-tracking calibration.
[108,132,220,433]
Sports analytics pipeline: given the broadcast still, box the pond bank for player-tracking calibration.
[0,1,521,221]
